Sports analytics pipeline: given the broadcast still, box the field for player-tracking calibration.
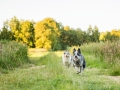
[0,49,120,90]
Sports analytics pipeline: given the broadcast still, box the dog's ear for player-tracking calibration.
[73,48,76,54]
[64,51,66,54]
[73,48,76,51]
[78,48,81,54]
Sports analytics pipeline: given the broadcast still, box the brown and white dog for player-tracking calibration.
[62,51,72,68]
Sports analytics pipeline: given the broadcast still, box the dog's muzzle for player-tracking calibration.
[65,55,69,58]
[73,56,79,61]
[75,56,77,58]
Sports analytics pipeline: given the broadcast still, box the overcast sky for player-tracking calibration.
[0,0,120,32]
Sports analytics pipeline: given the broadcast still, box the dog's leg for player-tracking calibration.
[68,63,70,68]
[80,66,83,75]
[75,66,80,74]
[73,64,75,68]
[80,66,82,73]
[80,66,84,75]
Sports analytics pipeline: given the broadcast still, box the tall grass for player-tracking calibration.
[0,40,30,70]
[79,41,120,76]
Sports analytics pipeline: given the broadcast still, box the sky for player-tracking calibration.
[0,0,120,32]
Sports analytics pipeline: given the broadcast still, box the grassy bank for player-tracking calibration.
[0,41,30,70]
[0,50,120,90]
[80,41,120,76]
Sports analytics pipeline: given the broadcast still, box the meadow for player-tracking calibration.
[0,46,120,90]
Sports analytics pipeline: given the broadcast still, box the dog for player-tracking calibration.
[72,48,86,74]
[62,51,72,68]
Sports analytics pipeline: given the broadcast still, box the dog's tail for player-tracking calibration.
[83,56,86,69]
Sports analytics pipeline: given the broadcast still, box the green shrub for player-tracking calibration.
[0,40,30,69]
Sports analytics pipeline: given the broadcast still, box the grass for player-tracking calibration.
[0,41,29,70]
[79,41,120,76]
[0,50,120,90]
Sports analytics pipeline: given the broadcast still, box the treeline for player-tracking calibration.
[0,16,100,50]
[100,30,120,42]
[0,16,119,50]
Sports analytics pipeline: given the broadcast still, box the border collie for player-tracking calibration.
[73,48,86,74]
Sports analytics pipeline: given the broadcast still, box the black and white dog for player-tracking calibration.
[72,48,86,74]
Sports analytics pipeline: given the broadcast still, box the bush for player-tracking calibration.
[0,40,30,69]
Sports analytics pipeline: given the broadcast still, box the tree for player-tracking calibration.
[34,17,61,50]
[0,20,12,40]
[86,25,100,43]
[92,26,100,42]
[59,29,68,49]
[34,21,51,50]
[64,26,70,31]
[76,28,84,45]
[0,26,12,40]
[9,16,21,41]
[86,25,93,42]
[104,32,112,41]
[20,20,35,47]
[99,32,106,41]
[60,28,83,47]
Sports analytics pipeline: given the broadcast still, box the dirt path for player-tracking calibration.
[107,76,120,83]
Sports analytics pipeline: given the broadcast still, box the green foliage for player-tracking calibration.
[20,20,35,47]
[92,26,100,42]
[0,41,30,69]
[0,26,12,40]
[60,29,75,46]
[60,28,85,47]
[86,25,100,43]
[80,41,120,75]
[109,64,120,76]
